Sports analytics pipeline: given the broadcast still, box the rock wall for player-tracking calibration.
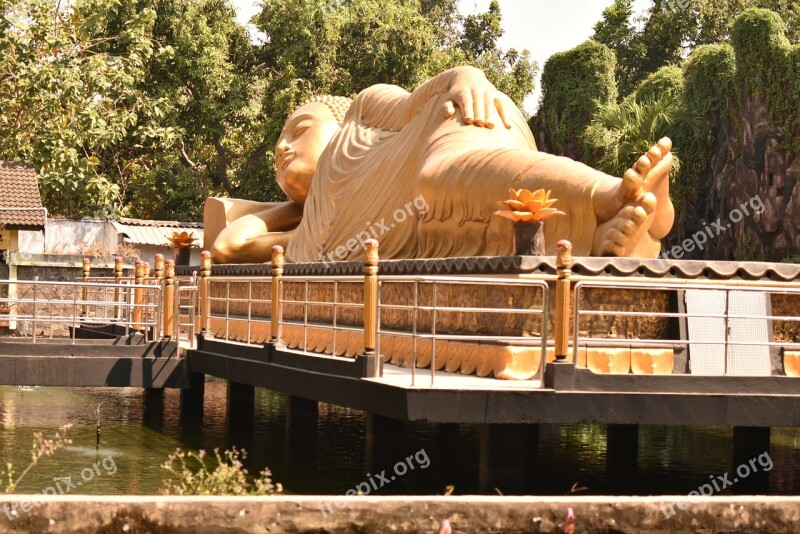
[665,93,800,261]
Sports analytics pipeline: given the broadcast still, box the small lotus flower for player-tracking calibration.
[495,188,565,223]
[167,231,197,249]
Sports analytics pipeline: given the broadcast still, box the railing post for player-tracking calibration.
[163,259,175,337]
[271,245,284,344]
[154,254,165,286]
[143,261,152,332]
[113,256,123,320]
[555,240,573,361]
[362,239,380,377]
[81,258,90,316]
[200,251,211,334]
[133,260,144,330]
[32,276,38,343]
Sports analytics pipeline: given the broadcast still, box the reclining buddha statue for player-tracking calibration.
[206,66,674,263]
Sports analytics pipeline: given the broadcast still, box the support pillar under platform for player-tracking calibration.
[731,426,771,495]
[227,381,255,433]
[285,396,319,455]
[479,424,539,494]
[365,414,405,474]
[180,372,205,422]
[283,396,319,485]
[606,424,639,493]
[143,388,164,430]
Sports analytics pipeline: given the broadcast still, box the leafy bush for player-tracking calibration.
[161,447,282,496]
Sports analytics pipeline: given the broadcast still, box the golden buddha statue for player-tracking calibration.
[206,66,674,263]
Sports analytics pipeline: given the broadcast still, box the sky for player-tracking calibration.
[231,0,651,114]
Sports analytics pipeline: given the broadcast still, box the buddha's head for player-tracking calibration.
[275,95,352,205]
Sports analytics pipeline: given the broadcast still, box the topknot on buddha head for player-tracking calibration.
[298,95,352,126]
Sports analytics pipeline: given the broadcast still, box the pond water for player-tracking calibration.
[1,379,799,496]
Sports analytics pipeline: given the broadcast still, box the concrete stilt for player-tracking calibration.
[142,388,164,429]
[731,426,771,494]
[479,424,538,494]
[285,396,318,450]
[606,424,639,492]
[227,381,255,432]
[180,372,205,422]
[284,396,319,479]
[365,414,405,474]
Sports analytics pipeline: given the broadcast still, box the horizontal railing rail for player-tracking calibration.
[572,279,800,376]
[0,277,161,343]
[377,275,549,387]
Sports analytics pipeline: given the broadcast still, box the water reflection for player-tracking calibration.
[0,379,798,496]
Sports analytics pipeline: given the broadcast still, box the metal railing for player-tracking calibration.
[278,276,364,354]
[207,276,273,344]
[206,273,550,385]
[0,277,161,343]
[572,279,800,376]
[378,276,549,387]
[175,276,198,348]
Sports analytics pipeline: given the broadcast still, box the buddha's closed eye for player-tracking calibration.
[293,123,312,137]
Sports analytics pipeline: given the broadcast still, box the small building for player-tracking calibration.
[0,162,47,274]
[17,218,203,266]
[0,162,46,328]
[112,218,204,265]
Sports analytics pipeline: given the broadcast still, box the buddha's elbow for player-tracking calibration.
[210,240,235,264]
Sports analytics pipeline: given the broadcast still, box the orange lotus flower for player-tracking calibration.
[495,188,565,222]
[167,231,197,249]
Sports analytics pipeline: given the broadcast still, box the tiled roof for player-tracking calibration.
[0,162,45,229]
[112,218,204,247]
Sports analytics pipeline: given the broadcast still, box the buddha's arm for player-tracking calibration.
[210,201,302,264]
[357,66,507,132]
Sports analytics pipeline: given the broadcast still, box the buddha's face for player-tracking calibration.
[275,102,340,205]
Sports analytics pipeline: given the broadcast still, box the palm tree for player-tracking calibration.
[583,91,688,179]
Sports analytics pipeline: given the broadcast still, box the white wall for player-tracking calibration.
[18,220,117,255]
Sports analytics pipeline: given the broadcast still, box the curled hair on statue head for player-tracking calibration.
[297,95,353,126]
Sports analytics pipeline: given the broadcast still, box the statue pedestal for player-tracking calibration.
[513,221,544,255]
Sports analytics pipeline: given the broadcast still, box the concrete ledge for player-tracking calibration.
[0,495,799,533]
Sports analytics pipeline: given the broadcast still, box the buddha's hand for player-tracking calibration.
[443,66,511,129]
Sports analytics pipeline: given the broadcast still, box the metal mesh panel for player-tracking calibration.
[727,290,771,376]
[685,289,727,375]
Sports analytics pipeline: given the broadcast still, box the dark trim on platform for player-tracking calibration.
[176,256,800,281]
[195,337,380,379]
[0,338,185,387]
[545,361,800,395]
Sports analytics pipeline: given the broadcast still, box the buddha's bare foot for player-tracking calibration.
[591,138,674,257]
[594,193,657,256]
[645,137,675,239]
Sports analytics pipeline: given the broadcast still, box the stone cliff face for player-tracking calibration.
[531,93,800,262]
[665,93,800,261]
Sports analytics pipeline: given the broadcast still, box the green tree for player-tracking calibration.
[593,0,799,97]
[102,0,264,219]
[535,40,617,161]
[250,0,538,202]
[0,0,178,217]
[458,0,502,57]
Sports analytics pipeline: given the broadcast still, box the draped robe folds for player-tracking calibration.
[287,71,618,263]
